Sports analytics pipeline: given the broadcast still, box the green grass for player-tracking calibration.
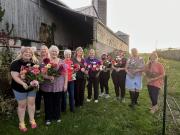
[0,57,180,135]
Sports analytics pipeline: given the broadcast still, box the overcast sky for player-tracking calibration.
[62,0,180,52]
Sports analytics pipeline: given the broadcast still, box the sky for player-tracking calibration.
[61,0,180,53]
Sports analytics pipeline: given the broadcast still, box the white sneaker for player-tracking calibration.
[57,119,61,123]
[121,98,125,103]
[45,120,51,126]
[99,92,104,97]
[105,94,110,99]
[86,98,91,102]
[94,100,98,103]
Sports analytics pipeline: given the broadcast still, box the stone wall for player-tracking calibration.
[94,21,129,57]
[157,49,180,61]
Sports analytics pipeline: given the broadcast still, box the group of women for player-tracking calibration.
[10,45,165,132]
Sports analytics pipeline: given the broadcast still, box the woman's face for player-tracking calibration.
[41,47,48,58]
[149,53,158,62]
[22,49,33,61]
[77,49,83,57]
[131,49,138,57]
[89,50,95,58]
[65,53,71,59]
[50,50,59,59]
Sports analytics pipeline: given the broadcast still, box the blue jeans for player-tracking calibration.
[61,81,75,112]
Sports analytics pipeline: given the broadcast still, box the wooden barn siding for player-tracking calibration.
[0,0,71,46]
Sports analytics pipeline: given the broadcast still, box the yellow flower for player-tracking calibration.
[45,64,52,69]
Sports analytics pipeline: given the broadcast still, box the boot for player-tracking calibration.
[129,91,135,108]
[134,91,139,105]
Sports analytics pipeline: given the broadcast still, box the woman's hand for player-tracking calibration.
[84,70,89,75]
[48,76,54,81]
[64,84,67,92]
[22,82,28,90]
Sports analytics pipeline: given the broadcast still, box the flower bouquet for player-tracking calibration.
[101,60,111,70]
[20,64,44,91]
[71,63,81,80]
[43,58,59,77]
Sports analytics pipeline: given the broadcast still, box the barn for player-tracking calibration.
[0,0,129,56]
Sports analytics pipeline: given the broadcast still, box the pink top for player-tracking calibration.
[147,62,165,89]
[40,59,67,92]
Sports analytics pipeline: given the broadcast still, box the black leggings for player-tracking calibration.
[74,78,86,106]
[111,70,126,98]
[87,77,99,100]
[43,92,62,121]
[35,89,43,111]
[147,85,160,106]
[99,71,110,94]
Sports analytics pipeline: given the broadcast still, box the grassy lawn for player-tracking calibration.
[0,57,180,135]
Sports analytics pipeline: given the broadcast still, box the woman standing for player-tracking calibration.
[85,49,101,103]
[111,51,127,102]
[145,52,165,113]
[73,47,87,107]
[99,54,111,98]
[10,47,38,132]
[41,45,68,125]
[35,45,49,116]
[125,48,144,108]
[62,49,75,112]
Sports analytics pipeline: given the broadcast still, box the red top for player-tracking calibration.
[147,62,165,89]
[64,59,73,81]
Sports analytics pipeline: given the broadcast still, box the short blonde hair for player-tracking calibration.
[49,45,59,54]
[64,49,72,56]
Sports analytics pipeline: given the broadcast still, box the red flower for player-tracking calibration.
[58,64,66,75]
[111,60,116,65]
[43,58,50,65]
[74,64,80,72]
[50,62,57,68]
[31,68,40,75]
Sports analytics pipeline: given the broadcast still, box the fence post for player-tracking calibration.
[162,75,167,135]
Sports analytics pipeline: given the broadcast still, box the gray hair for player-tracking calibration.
[49,45,59,54]
[64,49,72,56]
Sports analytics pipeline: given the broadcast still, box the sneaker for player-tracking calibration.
[45,120,51,126]
[150,105,158,114]
[86,98,91,102]
[94,100,98,103]
[57,119,61,123]
[121,98,125,103]
[105,94,110,99]
[99,92,104,97]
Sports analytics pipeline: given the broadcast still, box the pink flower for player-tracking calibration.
[81,68,85,72]
[30,80,39,87]
[31,68,40,75]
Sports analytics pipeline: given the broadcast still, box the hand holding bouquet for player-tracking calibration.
[20,64,44,91]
